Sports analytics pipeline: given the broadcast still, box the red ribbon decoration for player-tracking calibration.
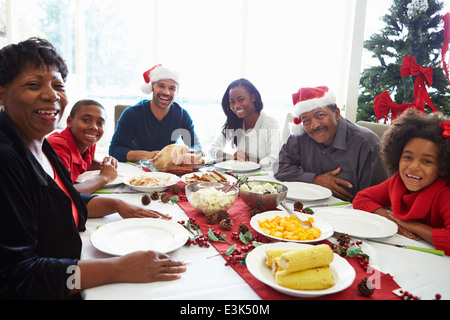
[442,13,450,82]
[440,122,450,139]
[401,55,438,113]
[373,91,414,123]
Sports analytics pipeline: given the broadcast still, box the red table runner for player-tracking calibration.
[172,183,401,300]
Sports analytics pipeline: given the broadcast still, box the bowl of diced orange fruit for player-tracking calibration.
[250,210,334,243]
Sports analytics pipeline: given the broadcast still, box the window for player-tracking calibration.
[2,0,364,155]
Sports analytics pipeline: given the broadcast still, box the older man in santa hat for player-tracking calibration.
[274,86,388,201]
[109,64,202,162]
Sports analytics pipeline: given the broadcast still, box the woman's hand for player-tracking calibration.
[233,150,250,162]
[114,251,187,283]
[115,200,172,220]
[86,197,171,220]
[73,251,187,293]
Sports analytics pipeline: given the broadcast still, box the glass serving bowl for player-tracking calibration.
[239,180,288,211]
[185,182,239,215]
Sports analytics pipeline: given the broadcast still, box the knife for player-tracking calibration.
[306,201,351,208]
[368,239,445,256]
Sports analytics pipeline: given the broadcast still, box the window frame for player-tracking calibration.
[3,0,368,122]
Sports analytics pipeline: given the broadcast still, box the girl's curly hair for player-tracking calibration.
[380,108,450,180]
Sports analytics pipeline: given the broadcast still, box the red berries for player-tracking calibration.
[224,245,254,266]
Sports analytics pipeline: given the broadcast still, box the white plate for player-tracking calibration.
[282,181,332,201]
[314,207,398,239]
[181,171,237,185]
[123,171,180,192]
[246,242,356,298]
[214,160,261,172]
[250,210,334,243]
[76,170,123,187]
[90,218,189,256]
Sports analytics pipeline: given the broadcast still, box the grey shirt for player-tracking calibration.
[273,118,388,198]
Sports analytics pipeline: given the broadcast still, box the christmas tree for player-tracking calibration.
[357,0,449,122]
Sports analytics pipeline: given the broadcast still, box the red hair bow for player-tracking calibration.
[373,91,414,123]
[401,55,438,112]
[440,122,450,139]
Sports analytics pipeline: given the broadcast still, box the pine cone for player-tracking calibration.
[250,204,265,217]
[217,210,229,221]
[160,192,171,203]
[238,223,249,234]
[141,194,151,205]
[205,211,219,224]
[150,191,160,200]
[293,201,304,211]
[220,218,233,231]
[171,184,181,194]
[357,278,375,297]
[337,233,351,246]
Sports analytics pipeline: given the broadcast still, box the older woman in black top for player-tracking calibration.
[0,38,186,299]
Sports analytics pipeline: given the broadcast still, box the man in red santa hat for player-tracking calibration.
[274,86,388,201]
[109,64,202,162]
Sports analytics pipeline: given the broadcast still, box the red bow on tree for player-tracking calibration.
[442,13,450,82]
[374,91,414,123]
[401,55,438,113]
[440,122,450,139]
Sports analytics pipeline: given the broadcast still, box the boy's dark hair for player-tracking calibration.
[70,99,105,118]
[0,37,68,86]
[381,108,450,180]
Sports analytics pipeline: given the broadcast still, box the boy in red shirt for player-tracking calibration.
[48,99,118,194]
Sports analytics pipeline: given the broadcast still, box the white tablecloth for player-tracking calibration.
[81,164,450,300]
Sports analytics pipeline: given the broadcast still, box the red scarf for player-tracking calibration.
[389,174,447,221]
[53,166,79,227]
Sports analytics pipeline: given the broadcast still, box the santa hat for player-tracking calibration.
[289,86,336,135]
[141,64,181,94]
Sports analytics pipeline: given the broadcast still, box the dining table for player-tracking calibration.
[79,161,450,302]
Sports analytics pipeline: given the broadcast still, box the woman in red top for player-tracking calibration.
[353,109,450,255]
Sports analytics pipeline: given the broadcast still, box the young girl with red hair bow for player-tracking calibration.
[353,109,450,255]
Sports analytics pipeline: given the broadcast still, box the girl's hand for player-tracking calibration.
[386,210,422,240]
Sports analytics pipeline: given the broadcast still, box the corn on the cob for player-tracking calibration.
[275,266,335,290]
[271,257,283,275]
[265,249,293,267]
[279,244,333,273]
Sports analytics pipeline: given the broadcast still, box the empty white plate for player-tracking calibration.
[90,218,189,256]
[214,160,261,172]
[314,207,398,238]
[282,181,332,201]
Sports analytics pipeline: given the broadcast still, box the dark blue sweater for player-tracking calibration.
[109,100,201,162]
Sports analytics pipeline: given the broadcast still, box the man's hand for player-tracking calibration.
[312,167,353,201]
